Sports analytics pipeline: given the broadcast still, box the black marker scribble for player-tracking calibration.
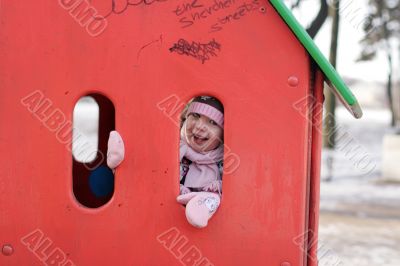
[90,0,168,19]
[169,39,221,64]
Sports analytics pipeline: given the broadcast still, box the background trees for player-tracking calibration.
[359,0,400,127]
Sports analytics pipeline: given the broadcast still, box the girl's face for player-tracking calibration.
[184,113,223,153]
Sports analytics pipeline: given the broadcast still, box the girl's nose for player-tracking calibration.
[193,120,206,132]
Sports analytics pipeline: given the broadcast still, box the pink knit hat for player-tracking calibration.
[187,96,224,127]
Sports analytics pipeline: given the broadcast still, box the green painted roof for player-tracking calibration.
[269,0,363,118]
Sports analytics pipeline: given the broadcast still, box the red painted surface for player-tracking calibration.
[307,70,324,266]
[0,0,322,265]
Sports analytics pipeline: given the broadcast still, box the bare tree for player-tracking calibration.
[323,0,341,149]
[291,0,329,38]
[359,0,400,127]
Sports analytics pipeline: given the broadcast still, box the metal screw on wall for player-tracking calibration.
[2,244,14,256]
[288,76,299,87]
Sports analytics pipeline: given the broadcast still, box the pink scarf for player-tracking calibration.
[180,125,224,188]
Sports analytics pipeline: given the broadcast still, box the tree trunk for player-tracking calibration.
[387,53,395,127]
[307,0,328,38]
[291,0,328,39]
[323,0,340,148]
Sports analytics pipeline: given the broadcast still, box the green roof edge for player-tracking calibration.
[269,0,363,119]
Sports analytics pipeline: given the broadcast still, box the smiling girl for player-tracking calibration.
[177,96,224,228]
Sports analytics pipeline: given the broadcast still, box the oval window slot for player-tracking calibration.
[72,94,115,208]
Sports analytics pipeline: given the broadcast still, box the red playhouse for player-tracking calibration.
[0,0,362,265]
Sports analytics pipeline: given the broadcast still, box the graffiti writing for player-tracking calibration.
[92,0,168,18]
[173,0,204,16]
[175,0,236,28]
[210,0,260,32]
[169,39,221,63]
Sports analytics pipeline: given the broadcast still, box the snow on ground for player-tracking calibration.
[318,107,400,266]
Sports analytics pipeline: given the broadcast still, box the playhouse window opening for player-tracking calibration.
[179,96,224,195]
[72,94,115,208]
[72,96,99,163]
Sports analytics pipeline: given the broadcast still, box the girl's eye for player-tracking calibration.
[191,113,200,118]
[209,120,217,125]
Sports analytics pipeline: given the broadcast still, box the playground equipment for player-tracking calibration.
[0,0,361,265]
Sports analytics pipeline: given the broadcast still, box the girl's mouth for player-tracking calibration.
[193,134,208,145]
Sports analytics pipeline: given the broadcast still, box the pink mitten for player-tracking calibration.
[184,192,221,228]
[107,131,125,169]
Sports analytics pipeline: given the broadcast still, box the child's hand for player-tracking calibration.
[107,131,125,169]
[180,184,191,195]
[203,181,222,193]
